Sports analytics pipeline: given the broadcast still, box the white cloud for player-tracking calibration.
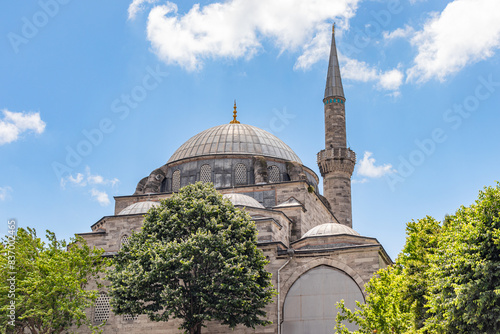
[137,0,404,92]
[128,0,158,20]
[386,91,401,98]
[285,24,404,92]
[144,0,360,71]
[0,186,12,201]
[383,25,414,41]
[60,167,118,206]
[341,56,404,92]
[352,178,368,184]
[90,189,111,206]
[379,69,404,91]
[61,167,119,189]
[0,110,46,145]
[341,56,378,82]
[87,174,104,185]
[86,166,120,186]
[357,151,395,178]
[407,0,500,83]
[294,23,330,70]
[69,173,85,186]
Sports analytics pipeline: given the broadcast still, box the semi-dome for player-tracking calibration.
[223,193,265,209]
[167,123,302,164]
[302,223,360,238]
[119,201,160,215]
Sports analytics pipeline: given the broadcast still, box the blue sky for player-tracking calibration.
[1,0,499,259]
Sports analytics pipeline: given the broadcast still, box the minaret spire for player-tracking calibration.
[324,23,344,100]
[317,23,356,228]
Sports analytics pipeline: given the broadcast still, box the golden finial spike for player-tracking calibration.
[332,22,335,34]
[230,100,240,124]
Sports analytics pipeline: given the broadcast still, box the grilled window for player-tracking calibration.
[123,314,138,321]
[120,235,129,249]
[172,170,181,192]
[235,163,247,185]
[94,293,110,323]
[268,165,280,183]
[200,164,212,183]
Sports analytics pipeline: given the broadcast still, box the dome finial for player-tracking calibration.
[230,100,240,124]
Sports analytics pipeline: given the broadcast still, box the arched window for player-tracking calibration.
[120,235,129,249]
[94,293,111,323]
[200,164,212,183]
[268,165,280,183]
[234,163,247,185]
[172,170,181,192]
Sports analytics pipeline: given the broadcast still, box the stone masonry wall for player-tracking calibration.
[323,175,353,227]
[324,99,346,149]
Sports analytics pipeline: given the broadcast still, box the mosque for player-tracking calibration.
[77,25,392,333]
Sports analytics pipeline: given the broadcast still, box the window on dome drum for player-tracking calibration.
[234,163,247,185]
[268,165,280,183]
[120,235,129,249]
[172,170,180,192]
[200,164,212,183]
[94,293,111,323]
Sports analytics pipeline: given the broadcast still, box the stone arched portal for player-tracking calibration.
[282,265,364,333]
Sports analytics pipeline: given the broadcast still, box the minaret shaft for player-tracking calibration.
[324,102,347,149]
[317,25,356,228]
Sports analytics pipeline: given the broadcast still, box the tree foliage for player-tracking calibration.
[107,182,275,334]
[0,227,108,334]
[335,216,440,334]
[335,265,413,334]
[336,182,500,333]
[424,182,500,333]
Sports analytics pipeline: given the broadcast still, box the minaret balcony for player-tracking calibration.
[317,147,356,161]
[317,148,356,177]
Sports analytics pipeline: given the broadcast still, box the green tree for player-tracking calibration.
[335,183,500,334]
[335,216,441,334]
[0,227,108,333]
[398,216,441,330]
[107,182,275,334]
[335,265,413,334]
[424,183,500,333]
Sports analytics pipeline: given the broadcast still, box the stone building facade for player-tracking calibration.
[76,25,392,334]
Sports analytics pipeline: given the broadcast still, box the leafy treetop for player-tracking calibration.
[107,182,275,334]
[336,182,500,333]
[0,227,108,334]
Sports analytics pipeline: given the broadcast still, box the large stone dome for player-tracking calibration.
[167,123,302,164]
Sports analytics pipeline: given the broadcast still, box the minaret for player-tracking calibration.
[317,24,356,228]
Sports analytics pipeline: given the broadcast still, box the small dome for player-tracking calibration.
[167,123,302,164]
[302,223,360,238]
[119,201,160,215]
[223,193,265,209]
